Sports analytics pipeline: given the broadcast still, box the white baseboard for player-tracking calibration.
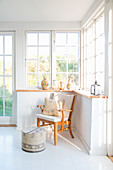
[73,128,107,156]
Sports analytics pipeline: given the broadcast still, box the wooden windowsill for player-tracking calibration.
[16,89,108,99]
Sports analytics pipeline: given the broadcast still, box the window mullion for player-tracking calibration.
[37,33,39,86]
[3,36,5,116]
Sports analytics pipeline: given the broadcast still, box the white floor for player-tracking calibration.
[0,127,113,170]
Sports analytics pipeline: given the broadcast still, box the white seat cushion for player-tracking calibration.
[35,114,68,122]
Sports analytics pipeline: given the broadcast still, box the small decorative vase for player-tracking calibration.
[52,80,57,90]
[41,77,50,90]
[59,81,65,90]
[67,81,71,90]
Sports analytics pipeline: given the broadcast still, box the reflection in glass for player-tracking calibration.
[27,61,37,73]
[56,33,66,45]
[5,56,12,75]
[5,36,12,55]
[27,47,37,59]
[55,47,66,59]
[27,74,37,87]
[0,77,3,96]
[27,33,37,45]
[5,97,12,116]
[0,56,3,75]
[56,60,67,72]
[39,33,50,45]
[5,77,12,96]
[39,60,49,72]
[39,47,50,59]
[0,97,3,116]
[0,36,3,54]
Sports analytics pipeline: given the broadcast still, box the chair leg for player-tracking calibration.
[37,118,40,127]
[69,124,74,138]
[54,122,57,146]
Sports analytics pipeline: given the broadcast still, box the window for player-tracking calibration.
[0,32,14,116]
[26,31,80,88]
[26,31,51,87]
[55,32,80,88]
[83,12,104,91]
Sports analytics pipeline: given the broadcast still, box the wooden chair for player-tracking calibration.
[36,94,76,146]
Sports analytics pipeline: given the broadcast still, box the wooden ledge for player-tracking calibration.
[16,89,108,99]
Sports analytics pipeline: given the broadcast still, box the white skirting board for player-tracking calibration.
[74,128,107,156]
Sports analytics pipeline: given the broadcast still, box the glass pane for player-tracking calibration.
[96,16,104,37]
[0,36,3,54]
[87,74,92,88]
[87,26,93,44]
[27,33,37,45]
[5,97,12,116]
[68,60,79,72]
[5,77,12,96]
[96,54,104,72]
[0,97,3,116]
[5,36,12,55]
[87,41,94,58]
[56,74,67,83]
[87,57,95,74]
[27,74,37,87]
[0,77,3,96]
[5,56,12,75]
[27,47,37,59]
[0,56,3,75]
[27,61,37,73]
[39,60,49,72]
[96,72,104,89]
[39,47,50,59]
[39,33,50,45]
[67,47,79,59]
[56,33,66,45]
[55,47,66,59]
[68,33,79,46]
[68,74,79,86]
[96,36,104,55]
[56,60,67,72]
[39,74,50,86]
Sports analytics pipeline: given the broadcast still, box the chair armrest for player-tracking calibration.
[58,109,72,112]
[37,105,45,112]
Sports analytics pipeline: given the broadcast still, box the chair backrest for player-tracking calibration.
[69,95,77,121]
[54,93,77,119]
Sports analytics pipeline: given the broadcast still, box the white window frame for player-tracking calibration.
[25,31,51,87]
[25,30,80,89]
[82,11,104,91]
[0,31,16,124]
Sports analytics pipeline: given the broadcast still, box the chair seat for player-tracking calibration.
[35,114,68,122]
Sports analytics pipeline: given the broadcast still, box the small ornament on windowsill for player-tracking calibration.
[41,77,50,90]
[67,80,71,90]
[59,81,65,90]
[90,80,101,95]
[51,80,57,90]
